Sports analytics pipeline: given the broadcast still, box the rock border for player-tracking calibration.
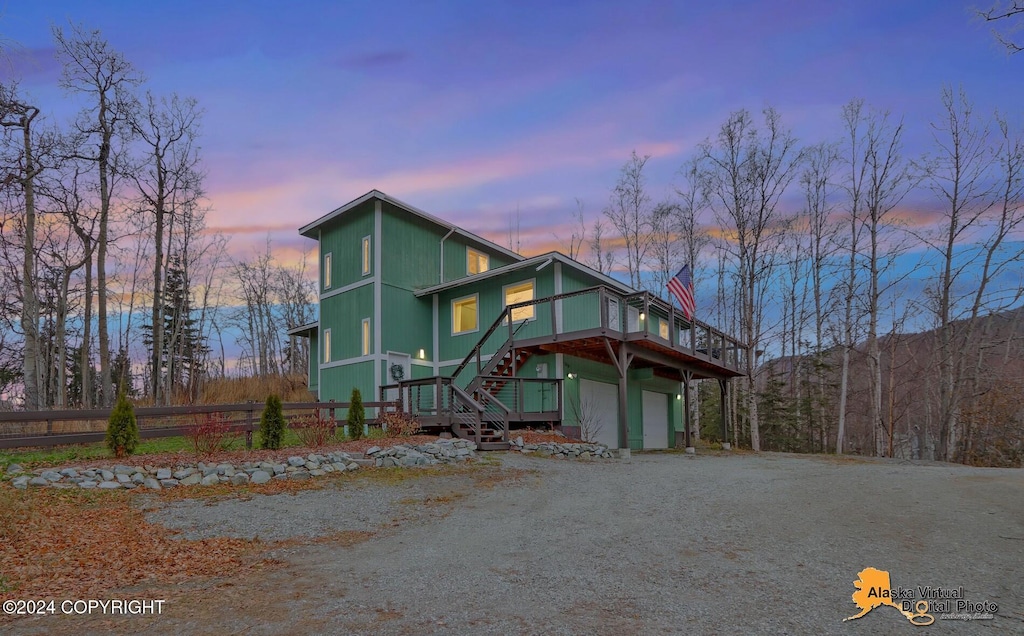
[509,436,614,459]
[5,439,479,491]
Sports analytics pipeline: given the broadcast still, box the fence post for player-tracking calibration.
[329,399,337,436]
[245,401,254,450]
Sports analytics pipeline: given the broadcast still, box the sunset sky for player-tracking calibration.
[2,0,1021,268]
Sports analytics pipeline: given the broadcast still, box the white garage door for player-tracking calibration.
[642,390,669,449]
[579,379,620,448]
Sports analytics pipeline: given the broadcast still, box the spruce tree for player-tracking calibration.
[106,391,139,458]
[347,388,365,440]
[259,394,285,450]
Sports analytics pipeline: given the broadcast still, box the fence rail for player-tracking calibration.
[0,400,400,450]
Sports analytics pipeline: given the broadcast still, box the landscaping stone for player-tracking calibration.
[5,440,480,493]
[508,437,614,459]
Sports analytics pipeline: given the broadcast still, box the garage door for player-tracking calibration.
[642,390,669,449]
[579,379,619,448]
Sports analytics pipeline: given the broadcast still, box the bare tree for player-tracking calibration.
[979,1,1024,53]
[54,23,143,405]
[922,87,1024,461]
[587,217,617,275]
[128,91,203,404]
[604,151,653,289]
[0,83,53,409]
[700,108,802,451]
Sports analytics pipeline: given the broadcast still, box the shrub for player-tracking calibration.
[291,412,336,448]
[186,412,237,455]
[379,411,420,438]
[106,391,139,458]
[347,388,365,440]
[258,394,286,450]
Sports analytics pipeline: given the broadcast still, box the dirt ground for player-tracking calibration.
[6,451,1023,635]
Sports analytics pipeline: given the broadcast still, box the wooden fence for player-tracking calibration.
[0,400,400,450]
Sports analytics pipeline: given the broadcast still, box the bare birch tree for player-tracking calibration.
[604,151,653,289]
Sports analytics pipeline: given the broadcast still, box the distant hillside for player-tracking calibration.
[759,306,1024,467]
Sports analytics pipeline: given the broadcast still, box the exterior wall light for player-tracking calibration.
[418,348,426,359]
[567,372,577,380]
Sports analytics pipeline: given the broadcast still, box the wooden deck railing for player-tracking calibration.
[0,400,400,450]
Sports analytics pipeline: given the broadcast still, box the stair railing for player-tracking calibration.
[449,383,485,444]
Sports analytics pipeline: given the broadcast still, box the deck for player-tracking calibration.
[382,285,749,449]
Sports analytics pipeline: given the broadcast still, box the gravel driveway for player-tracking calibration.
[10,452,1024,635]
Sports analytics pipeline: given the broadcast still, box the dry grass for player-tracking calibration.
[196,373,315,405]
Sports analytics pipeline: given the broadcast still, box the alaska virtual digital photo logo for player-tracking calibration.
[843,567,998,626]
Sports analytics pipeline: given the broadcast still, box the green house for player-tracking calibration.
[289,190,747,450]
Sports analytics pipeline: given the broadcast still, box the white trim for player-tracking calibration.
[432,295,439,374]
[361,235,372,276]
[451,293,480,336]
[299,190,522,262]
[320,277,373,301]
[437,353,493,368]
[323,328,332,364]
[411,359,433,368]
[502,278,536,323]
[415,251,632,297]
[323,252,332,290]
[361,318,371,356]
[554,262,563,333]
[373,201,382,406]
[320,353,376,370]
[467,246,489,276]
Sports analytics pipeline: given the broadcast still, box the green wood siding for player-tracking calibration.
[380,284,433,361]
[319,361,374,405]
[320,284,374,361]
[562,355,682,449]
[441,236,518,283]
[308,330,319,392]
[380,202,444,290]
[319,201,375,291]
[437,270,556,362]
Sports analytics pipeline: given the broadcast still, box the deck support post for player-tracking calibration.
[679,370,694,449]
[718,378,729,448]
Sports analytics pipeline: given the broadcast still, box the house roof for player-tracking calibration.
[286,321,319,337]
[413,251,634,297]
[298,189,523,262]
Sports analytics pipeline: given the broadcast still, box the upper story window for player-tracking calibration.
[504,280,535,322]
[362,236,371,276]
[452,294,479,334]
[658,318,669,340]
[323,252,332,290]
[361,318,370,356]
[323,328,332,364]
[467,248,489,276]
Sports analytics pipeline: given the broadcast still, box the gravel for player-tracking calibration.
[9,452,1023,635]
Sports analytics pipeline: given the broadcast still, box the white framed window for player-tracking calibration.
[361,318,371,356]
[452,294,479,335]
[362,236,371,276]
[323,328,332,363]
[467,248,488,275]
[658,318,669,340]
[323,252,332,289]
[503,280,535,322]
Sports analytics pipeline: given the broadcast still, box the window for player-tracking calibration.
[658,318,669,340]
[362,236,371,276]
[323,252,332,289]
[467,248,489,275]
[361,318,370,356]
[452,295,478,334]
[323,329,332,363]
[504,280,535,322]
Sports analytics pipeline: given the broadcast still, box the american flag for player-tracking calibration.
[667,265,695,320]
